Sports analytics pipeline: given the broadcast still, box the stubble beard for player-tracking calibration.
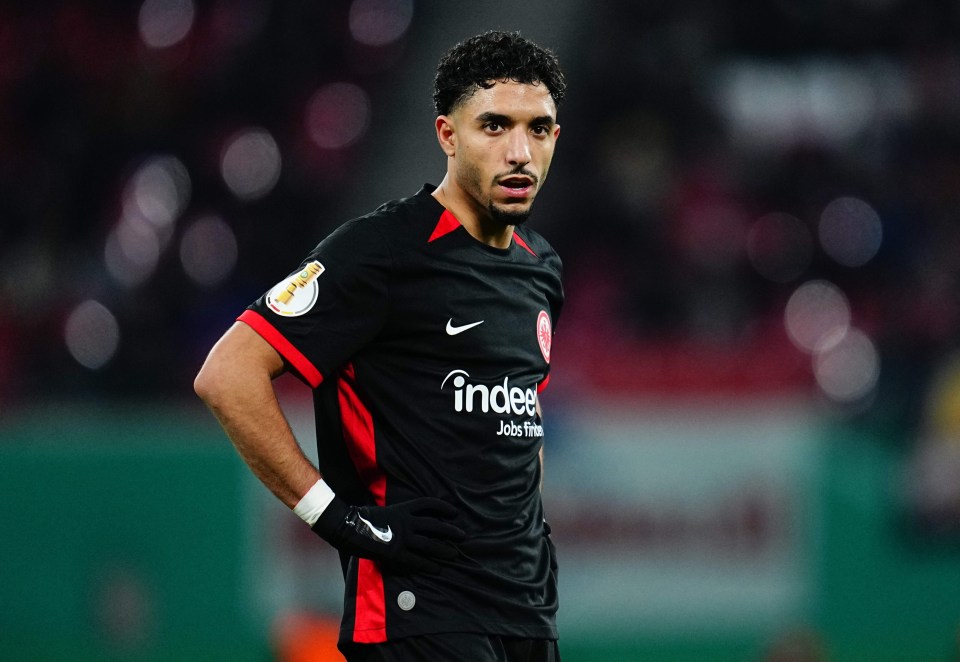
[488,202,532,226]
[459,160,535,227]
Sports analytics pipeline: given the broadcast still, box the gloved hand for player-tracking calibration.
[312,496,465,573]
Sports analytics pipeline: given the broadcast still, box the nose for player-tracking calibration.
[505,128,531,166]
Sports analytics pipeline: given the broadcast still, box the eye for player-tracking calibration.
[484,122,503,133]
[531,124,550,136]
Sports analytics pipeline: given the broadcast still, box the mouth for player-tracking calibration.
[497,175,536,199]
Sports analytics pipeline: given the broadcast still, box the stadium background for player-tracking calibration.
[2,1,960,660]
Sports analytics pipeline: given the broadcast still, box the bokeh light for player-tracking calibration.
[715,58,910,149]
[107,155,190,288]
[305,82,371,150]
[64,300,120,370]
[348,0,414,47]
[746,212,814,283]
[122,155,191,230]
[220,128,282,201]
[179,215,238,288]
[784,280,851,353]
[813,327,880,402]
[104,216,162,288]
[138,0,195,50]
[819,196,883,267]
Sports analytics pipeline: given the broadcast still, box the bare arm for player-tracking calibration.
[194,322,319,508]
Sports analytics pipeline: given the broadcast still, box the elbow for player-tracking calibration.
[194,357,222,405]
[194,322,282,406]
[193,365,212,404]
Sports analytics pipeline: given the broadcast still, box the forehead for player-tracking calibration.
[456,80,557,119]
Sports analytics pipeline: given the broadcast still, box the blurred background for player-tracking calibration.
[2,1,960,660]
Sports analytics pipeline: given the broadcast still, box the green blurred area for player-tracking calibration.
[0,405,268,661]
[2,405,959,661]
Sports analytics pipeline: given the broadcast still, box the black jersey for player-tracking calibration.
[240,185,563,644]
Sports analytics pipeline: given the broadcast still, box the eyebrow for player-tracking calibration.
[476,111,556,126]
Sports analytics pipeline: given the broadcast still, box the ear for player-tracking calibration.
[553,124,561,140]
[435,115,456,157]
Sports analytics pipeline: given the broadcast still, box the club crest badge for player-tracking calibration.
[266,261,324,317]
[536,310,551,363]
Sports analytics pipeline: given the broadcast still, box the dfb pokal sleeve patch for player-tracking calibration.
[266,260,325,317]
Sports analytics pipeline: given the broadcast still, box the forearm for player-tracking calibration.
[195,323,319,508]
[206,377,318,508]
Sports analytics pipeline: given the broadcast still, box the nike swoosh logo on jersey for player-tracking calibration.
[446,318,484,335]
[357,514,394,543]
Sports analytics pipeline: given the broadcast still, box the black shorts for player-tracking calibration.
[339,634,561,662]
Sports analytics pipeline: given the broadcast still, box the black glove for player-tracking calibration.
[312,496,465,573]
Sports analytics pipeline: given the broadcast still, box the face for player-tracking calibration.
[438,80,560,226]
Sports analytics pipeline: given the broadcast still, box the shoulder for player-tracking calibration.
[327,186,444,250]
[514,226,563,277]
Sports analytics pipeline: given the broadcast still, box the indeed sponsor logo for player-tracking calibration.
[441,370,537,417]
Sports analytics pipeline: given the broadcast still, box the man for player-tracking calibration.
[195,30,566,662]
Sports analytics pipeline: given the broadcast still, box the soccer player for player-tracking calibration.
[195,31,566,662]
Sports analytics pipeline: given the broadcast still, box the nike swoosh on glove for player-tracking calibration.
[311,496,466,573]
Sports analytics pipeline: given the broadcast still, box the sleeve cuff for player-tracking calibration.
[237,310,324,388]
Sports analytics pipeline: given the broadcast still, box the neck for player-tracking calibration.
[432,175,514,249]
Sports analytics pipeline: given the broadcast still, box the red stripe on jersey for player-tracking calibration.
[337,363,388,643]
[353,560,387,643]
[537,375,550,392]
[237,310,324,387]
[513,231,538,257]
[427,209,461,242]
[338,364,387,503]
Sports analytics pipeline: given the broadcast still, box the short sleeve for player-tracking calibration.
[240,218,391,387]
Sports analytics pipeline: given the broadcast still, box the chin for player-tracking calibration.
[489,203,532,226]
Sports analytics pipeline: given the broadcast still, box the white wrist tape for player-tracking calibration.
[292,479,336,526]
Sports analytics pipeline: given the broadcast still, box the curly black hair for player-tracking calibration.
[433,31,566,116]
